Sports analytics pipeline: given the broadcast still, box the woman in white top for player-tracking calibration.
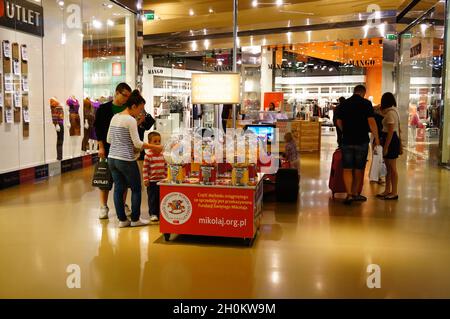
[376,92,402,200]
[107,90,162,227]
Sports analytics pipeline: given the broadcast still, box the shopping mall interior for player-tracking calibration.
[1,0,450,299]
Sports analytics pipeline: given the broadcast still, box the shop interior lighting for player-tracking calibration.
[263,38,267,46]
[252,0,258,7]
[203,29,207,35]
[107,19,114,27]
[191,41,198,51]
[209,8,214,13]
[189,9,195,16]
[276,0,283,6]
[204,39,210,50]
[58,0,64,6]
[92,19,103,29]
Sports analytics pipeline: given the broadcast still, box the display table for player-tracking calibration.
[159,175,264,245]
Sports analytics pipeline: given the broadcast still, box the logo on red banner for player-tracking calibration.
[161,192,192,225]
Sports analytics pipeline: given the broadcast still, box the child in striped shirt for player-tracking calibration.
[143,131,167,222]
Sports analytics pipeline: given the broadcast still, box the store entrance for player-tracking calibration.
[397,2,445,162]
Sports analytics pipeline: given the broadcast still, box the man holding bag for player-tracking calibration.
[93,83,132,219]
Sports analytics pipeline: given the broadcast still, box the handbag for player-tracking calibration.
[91,159,113,190]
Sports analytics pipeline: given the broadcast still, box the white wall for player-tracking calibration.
[382,62,395,94]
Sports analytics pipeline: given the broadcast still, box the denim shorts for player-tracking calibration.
[341,144,369,170]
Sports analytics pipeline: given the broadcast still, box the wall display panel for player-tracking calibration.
[0,27,44,173]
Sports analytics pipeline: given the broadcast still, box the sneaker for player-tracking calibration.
[130,219,150,227]
[125,204,132,217]
[119,220,131,228]
[150,215,159,222]
[99,206,109,219]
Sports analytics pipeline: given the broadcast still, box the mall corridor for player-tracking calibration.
[1,138,450,299]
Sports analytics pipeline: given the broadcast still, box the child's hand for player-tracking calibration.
[144,180,150,187]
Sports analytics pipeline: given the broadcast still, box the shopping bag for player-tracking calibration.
[91,159,113,190]
[380,161,387,178]
[369,145,383,182]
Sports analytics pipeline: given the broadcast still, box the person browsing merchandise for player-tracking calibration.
[94,83,133,219]
[336,85,380,205]
[143,131,167,223]
[107,90,163,228]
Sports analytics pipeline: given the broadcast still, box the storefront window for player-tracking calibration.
[397,1,445,162]
[0,0,136,174]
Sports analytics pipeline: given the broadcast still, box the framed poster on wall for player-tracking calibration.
[2,41,11,59]
[5,107,13,123]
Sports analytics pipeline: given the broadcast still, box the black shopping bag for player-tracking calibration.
[91,159,113,190]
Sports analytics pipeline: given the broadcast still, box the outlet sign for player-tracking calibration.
[0,0,44,37]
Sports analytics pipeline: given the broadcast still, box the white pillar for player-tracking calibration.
[125,15,136,89]
[142,55,154,116]
[260,47,273,110]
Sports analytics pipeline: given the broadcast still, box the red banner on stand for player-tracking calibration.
[160,185,258,239]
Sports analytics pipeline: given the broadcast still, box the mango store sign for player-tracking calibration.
[191,73,241,104]
[0,0,44,37]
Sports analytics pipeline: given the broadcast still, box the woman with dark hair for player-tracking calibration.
[107,90,163,227]
[376,92,402,200]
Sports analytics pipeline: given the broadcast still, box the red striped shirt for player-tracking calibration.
[143,150,167,182]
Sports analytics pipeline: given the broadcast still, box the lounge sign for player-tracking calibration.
[0,0,44,37]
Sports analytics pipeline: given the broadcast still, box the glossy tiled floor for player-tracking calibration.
[1,137,450,298]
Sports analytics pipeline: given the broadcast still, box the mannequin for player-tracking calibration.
[66,96,81,158]
[50,97,64,160]
[81,98,95,154]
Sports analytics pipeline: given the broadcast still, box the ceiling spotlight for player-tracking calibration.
[276,0,283,6]
[58,0,64,6]
[107,19,114,27]
[252,0,258,7]
[107,4,113,9]
[189,9,194,16]
[209,8,214,13]
[92,19,103,29]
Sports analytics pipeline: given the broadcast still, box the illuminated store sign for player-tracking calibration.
[0,0,44,37]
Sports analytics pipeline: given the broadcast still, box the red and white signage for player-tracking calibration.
[160,183,262,239]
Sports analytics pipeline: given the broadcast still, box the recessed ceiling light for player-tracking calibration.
[107,19,114,26]
[58,0,64,6]
[252,0,258,7]
[189,9,194,16]
[107,4,113,9]
[276,0,283,6]
[209,8,214,13]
